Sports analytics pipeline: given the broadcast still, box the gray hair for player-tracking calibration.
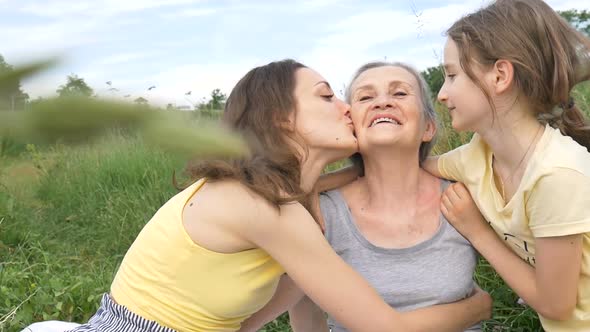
[346,61,438,169]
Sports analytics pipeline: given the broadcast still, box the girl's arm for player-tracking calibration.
[423,156,442,178]
[239,198,491,332]
[441,182,581,320]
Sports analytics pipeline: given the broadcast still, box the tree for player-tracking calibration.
[134,97,148,106]
[421,65,444,97]
[0,54,28,110]
[56,74,94,98]
[559,9,590,36]
[208,88,226,110]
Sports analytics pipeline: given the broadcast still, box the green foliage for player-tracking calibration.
[196,89,227,114]
[0,96,248,159]
[133,97,148,106]
[0,134,184,331]
[56,74,94,98]
[208,88,227,110]
[559,9,590,35]
[0,56,53,111]
[421,65,445,97]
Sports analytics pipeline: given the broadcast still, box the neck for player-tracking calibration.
[476,104,543,170]
[359,147,427,211]
[299,148,339,193]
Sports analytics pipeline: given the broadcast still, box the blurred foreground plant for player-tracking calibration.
[0,60,248,159]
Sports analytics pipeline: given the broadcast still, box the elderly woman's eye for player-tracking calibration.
[394,91,407,97]
[359,96,372,101]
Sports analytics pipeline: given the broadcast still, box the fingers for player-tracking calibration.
[443,183,461,204]
[453,182,470,198]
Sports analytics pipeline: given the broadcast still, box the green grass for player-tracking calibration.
[3,83,590,332]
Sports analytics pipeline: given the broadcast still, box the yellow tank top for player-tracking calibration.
[110,179,284,332]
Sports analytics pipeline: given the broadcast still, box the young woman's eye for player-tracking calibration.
[321,94,334,100]
[446,74,456,81]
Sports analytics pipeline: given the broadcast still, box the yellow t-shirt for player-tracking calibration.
[438,125,590,331]
[110,178,284,332]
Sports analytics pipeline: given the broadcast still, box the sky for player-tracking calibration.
[0,0,587,107]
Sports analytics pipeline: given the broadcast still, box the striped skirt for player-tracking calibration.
[65,293,176,332]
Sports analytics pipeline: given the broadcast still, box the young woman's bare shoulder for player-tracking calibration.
[197,179,282,223]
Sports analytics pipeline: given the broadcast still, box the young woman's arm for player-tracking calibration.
[289,296,329,332]
[317,165,359,192]
[241,273,492,332]
[441,182,581,320]
[238,274,306,332]
[238,196,491,332]
[289,289,492,332]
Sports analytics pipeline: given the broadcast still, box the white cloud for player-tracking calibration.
[18,0,206,18]
[0,18,105,64]
[296,0,351,11]
[161,8,219,19]
[547,0,590,10]
[300,3,485,96]
[122,59,263,107]
[96,52,162,66]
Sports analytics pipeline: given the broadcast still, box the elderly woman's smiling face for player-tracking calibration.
[349,65,435,156]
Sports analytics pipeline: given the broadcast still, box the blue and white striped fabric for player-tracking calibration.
[65,293,176,332]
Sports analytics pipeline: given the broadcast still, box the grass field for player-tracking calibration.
[1,85,589,332]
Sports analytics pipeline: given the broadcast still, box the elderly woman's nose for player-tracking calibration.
[373,94,394,109]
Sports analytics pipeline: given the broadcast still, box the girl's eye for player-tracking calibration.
[359,96,372,101]
[321,94,334,100]
[446,74,456,81]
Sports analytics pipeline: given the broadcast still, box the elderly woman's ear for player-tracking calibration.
[422,119,437,143]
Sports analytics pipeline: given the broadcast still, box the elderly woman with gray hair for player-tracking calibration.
[238,61,488,332]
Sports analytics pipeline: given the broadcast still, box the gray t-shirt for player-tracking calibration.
[320,181,481,332]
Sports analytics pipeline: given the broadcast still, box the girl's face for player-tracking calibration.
[349,66,434,155]
[438,38,493,132]
[292,68,357,160]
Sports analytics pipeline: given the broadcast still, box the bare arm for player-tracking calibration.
[317,165,359,192]
[238,274,305,332]
[442,183,581,320]
[401,286,491,330]
[476,232,580,320]
[290,289,492,332]
[423,156,441,178]
[289,296,329,332]
[243,276,491,332]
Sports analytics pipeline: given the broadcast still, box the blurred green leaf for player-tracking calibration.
[0,58,58,92]
[1,96,248,158]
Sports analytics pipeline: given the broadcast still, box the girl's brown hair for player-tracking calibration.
[180,59,314,211]
[447,0,590,149]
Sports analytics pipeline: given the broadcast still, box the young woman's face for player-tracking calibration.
[292,68,357,159]
[349,66,434,155]
[438,38,493,132]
